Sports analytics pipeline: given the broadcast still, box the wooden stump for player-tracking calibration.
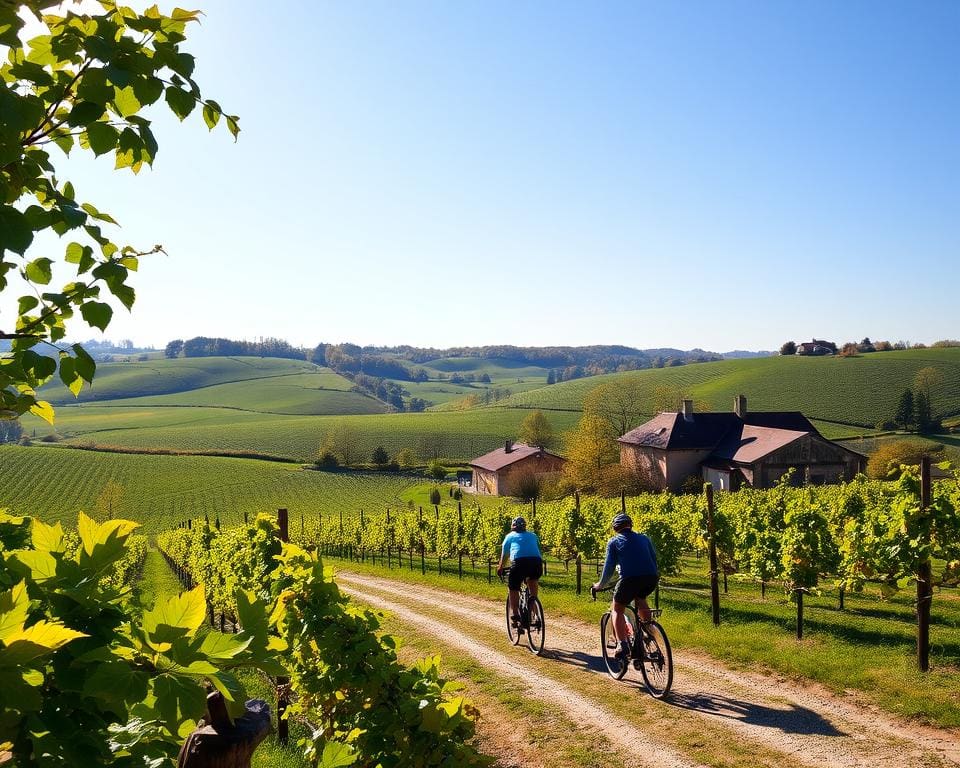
[177,692,271,768]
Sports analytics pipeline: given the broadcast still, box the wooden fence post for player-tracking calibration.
[386,507,392,569]
[705,484,721,627]
[177,692,270,768]
[419,507,426,575]
[575,554,582,596]
[457,502,463,580]
[276,509,289,746]
[918,456,932,672]
[796,589,804,640]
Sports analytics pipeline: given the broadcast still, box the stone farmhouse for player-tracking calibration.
[618,395,866,491]
[469,441,566,496]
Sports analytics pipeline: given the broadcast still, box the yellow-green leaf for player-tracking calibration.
[0,582,30,643]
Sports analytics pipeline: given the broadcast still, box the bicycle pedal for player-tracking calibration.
[633,660,642,670]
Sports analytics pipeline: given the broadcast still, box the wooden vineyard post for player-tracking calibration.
[457,502,463,580]
[918,456,932,672]
[705,484,721,627]
[621,488,626,514]
[360,510,366,564]
[386,508,392,569]
[338,509,343,558]
[575,554,582,596]
[204,530,214,627]
[487,559,492,583]
[276,508,289,746]
[177,692,270,768]
[796,588,804,640]
[419,507,426,575]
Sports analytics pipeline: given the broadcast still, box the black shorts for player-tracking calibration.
[508,557,543,590]
[613,574,659,605]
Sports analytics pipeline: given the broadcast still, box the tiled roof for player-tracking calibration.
[470,443,563,472]
[619,410,820,463]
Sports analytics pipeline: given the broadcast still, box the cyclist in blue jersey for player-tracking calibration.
[592,513,659,660]
[496,516,543,625]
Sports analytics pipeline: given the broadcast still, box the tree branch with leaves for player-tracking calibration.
[1,0,238,422]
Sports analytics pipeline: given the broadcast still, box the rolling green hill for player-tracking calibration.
[38,356,318,404]
[496,348,960,430]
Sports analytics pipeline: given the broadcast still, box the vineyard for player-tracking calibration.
[0,446,420,532]
[273,467,960,663]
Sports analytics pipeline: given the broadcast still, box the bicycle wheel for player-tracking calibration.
[505,596,520,645]
[600,612,628,680]
[638,621,673,698]
[525,597,545,655]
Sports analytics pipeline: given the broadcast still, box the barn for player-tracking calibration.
[618,395,866,491]
[469,441,567,496]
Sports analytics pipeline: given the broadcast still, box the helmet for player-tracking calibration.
[612,513,632,532]
[511,516,527,531]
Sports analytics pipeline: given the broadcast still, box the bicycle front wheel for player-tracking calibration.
[638,621,673,698]
[505,596,520,645]
[525,597,545,655]
[600,612,628,680]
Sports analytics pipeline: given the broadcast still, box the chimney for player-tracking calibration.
[735,394,747,418]
[504,440,513,453]
[681,399,694,422]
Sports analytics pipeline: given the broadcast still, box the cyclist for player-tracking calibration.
[592,513,659,661]
[496,516,543,626]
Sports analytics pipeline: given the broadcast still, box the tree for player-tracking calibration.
[395,447,416,468]
[371,445,389,466]
[914,391,936,434]
[780,341,797,355]
[839,342,859,357]
[412,368,429,383]
[164,339,183,359]
[914,366,943,406]
[858,337,875,353]
[546,369,556,385]
[650,385,710,415]
[408,397,427,412]
[563,413,619,492]
[894,389,914,431]
[427,460,447,480]
[518,410,555,449]
[583,381,646,437]
[478,373,491,384]
[321,421,359,466]
[0,418,23,444]
[0,2,237,423]
[307,343,327,365]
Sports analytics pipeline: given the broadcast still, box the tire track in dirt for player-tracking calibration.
[339,582,702,768]
[339,572,960,768]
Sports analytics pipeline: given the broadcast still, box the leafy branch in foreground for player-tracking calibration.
[1,1,238,421]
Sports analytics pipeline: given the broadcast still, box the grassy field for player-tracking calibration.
[31,406,581,462]
[0,445,421,533]
[497,347,960,429]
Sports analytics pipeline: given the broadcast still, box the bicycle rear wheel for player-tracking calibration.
[525,597,545,655]
[600,612,628,680]
[638,621,673,698]
[505,596,520,645]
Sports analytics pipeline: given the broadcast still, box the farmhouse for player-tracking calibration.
[618,395,865,491]
[470,441,566,496]
[797,339,835,356]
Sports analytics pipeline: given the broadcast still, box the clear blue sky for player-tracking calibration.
[19,1,960,351]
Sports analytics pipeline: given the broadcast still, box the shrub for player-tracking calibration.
[40,432,61,443]
[427,460,447,480]
[371,445,389,466]
[315,451,340,469]
[780,341,797,355]
[429,487,442,505]
[453,487,463,500]
[875,420,897,431]
[839,342,859,358]
[395,448,416,468]
[512,470,541,502]
[867,439,945,479]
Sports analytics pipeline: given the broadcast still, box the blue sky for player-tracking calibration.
[16,1,960,351]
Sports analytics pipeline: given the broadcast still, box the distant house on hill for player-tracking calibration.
[618,395,865,491]
[469,441,566,496]
[797,339,835,356]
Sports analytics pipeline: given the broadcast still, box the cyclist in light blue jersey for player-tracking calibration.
[496,517,543,625]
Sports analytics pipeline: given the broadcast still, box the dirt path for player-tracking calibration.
[339,571,960,768]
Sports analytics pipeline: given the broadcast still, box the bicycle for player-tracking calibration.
[591,584,673,698]
[498,567,545,655]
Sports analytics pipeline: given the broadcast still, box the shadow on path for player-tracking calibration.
[666,691,845,737]
[543,645,845,738]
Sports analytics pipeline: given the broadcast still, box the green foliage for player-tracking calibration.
[517,409,555,449]
[427,460,447,481]
[0,511,275,767]
[429,487,442,505]
[0,1,236,421]
[158,516,486,766]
